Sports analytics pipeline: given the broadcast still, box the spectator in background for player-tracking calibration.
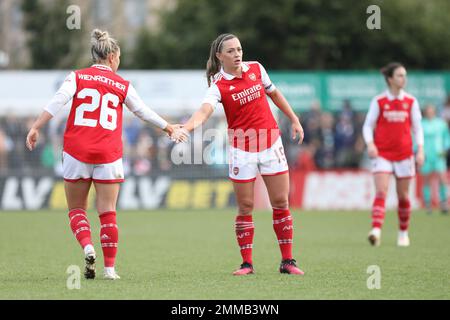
[421,104,450,215]
[288,100,322,170]
[439,94,450,126]
[0,128,11,173]
[334,112,356,167]
[134,130,154,175]
[156,130,173,172]
[123,117,142,163]
[302,100,322,145]
[3,113,27,170]
[340,99,355,121]
[439,95,450,167]
[24,116,46,174]
[314,112,335,169]
[335,100,364,167]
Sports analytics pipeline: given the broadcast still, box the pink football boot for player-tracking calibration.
[232,262,254,275]
[279,259,304,275]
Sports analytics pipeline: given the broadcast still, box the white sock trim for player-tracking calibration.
[104,267,115,274]
[84,244,95,256]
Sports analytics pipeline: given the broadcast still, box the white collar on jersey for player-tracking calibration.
[386,89,405,100]
[219,63,250,80]
[92,64,113,71]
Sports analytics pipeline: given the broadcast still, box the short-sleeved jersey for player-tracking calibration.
[203,61,279,152]
[371,91,420,161]
[63,65,130,164]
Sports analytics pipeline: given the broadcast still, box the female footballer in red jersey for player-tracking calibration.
[363,62,424,247]
[26,29,186,280]
[181,34,305,275]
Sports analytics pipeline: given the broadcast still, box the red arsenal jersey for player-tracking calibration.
[371,91,420,161]
[204,61,280,152]
[63,65,130,163]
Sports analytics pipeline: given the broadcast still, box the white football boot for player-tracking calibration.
[368,227,381,246]
[104,267,121,280]
[397,230,410,247]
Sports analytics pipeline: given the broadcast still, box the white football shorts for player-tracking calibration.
[62,151,125,183]
[228,137,289,183]
[371,155,416,178]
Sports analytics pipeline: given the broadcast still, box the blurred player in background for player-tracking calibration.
[181,34,304,275]
[363,62,424,247]
[26,29,186,280]
[421,104,450,215]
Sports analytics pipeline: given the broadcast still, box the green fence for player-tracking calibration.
[270,72,450,112]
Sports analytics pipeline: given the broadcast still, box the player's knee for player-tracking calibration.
[238,199,254,215]
[271,196,289,209]
[68,202,88,211]
[396,187,409,201]
[96,201,116,215]
[375,191,387,199]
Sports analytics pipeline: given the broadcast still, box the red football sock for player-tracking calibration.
[398,199,411,231]
[99,211,118,268]
[68,208,93,249]
[235,215,254,264]
[372,194,386,229]
[272,208,293,261]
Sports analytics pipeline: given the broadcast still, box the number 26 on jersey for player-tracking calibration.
[74,88,119,131]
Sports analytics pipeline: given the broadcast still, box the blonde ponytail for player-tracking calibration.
[90,29,120,63]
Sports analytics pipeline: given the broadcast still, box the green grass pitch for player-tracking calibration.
[0,209,449,299]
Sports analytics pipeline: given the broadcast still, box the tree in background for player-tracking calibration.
[129,0,450,70]
[22,0,84,69]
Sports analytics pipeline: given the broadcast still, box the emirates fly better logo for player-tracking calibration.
[231,84,262,106]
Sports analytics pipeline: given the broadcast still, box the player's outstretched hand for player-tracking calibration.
[164,124,189,143]
[26,128,39,151]
[292,121,304,144]
[172,124,190,143]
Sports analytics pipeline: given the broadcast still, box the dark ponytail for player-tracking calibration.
[206,33,237,87]
[380,62,404,85]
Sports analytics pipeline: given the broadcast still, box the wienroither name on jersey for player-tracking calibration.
[77,73,127,92]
